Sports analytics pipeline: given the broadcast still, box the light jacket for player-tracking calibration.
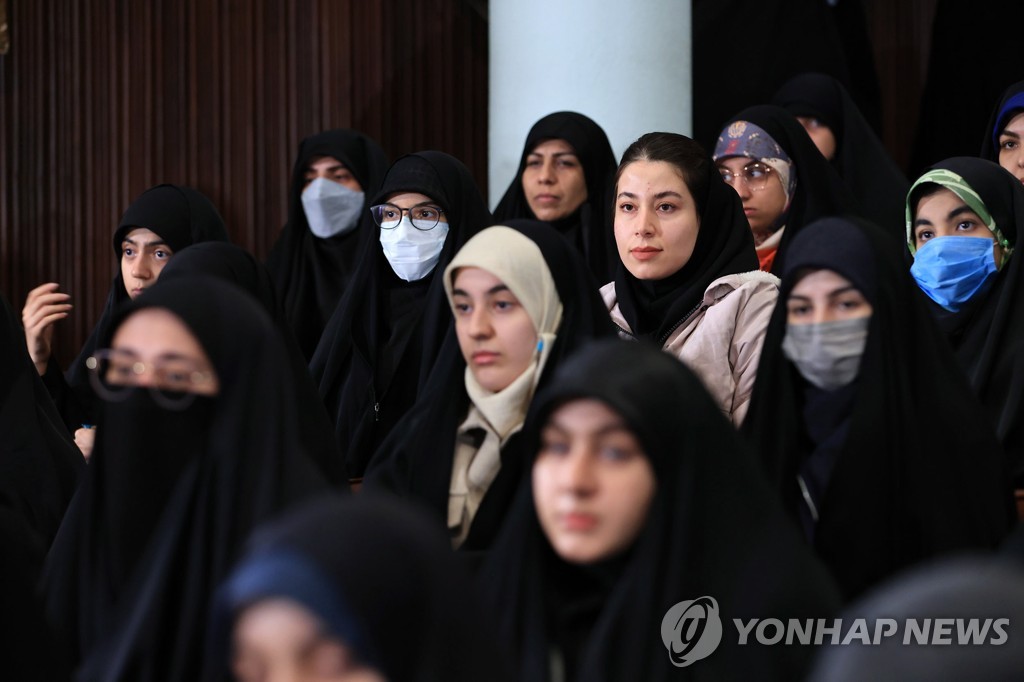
[601,271,779,426]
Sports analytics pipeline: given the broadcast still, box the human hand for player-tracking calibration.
[74,426,96,462]
[22,283,72,375]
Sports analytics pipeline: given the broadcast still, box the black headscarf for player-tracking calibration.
[493,112,618,282]
[614,135,759,342]
[310,152,492,483]
[44,277,329,681]
[159,243,346,486]
[980,80,1024,162]
[0,295,84,547]
[59,184,230,428]
[717,105,864,275]
[907,157,1024,487]
[205,493,513,682]
[479,339,842,681]
[266,129,389,360]
[773,73,908,234]
[742,215,1012,601]
[365,221,616,550]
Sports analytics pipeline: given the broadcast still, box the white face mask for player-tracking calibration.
[379,215,449,282]
[301,177,365,239]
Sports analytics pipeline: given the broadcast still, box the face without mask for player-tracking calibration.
[910,236,998,312]
[781,317,870,391]
[301,177,365,239]
[379,215,449,282]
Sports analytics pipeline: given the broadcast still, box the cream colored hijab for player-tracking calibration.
[442,225,564,542]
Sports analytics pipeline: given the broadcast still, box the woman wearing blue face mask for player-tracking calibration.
[907,158,1024,499]
[311,152,492,488]
[743,216,1012,601]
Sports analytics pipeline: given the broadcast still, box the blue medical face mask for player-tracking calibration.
[910,236,998,312]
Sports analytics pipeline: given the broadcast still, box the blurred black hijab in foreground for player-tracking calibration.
[44,276,328,681]
[479,339,841,681]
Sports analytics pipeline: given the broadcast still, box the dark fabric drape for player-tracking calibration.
[742,215,1012,600]
[692,0,878,151]
[493,112,618,283]
[909,0,1024,177]
[479,339,842,681]
[44,277,328,681]
[266,129,389,360]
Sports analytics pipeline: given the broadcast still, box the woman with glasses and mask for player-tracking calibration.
[311,152,492,487]
[742,216,1011,601]
[267,129,389,360]
[604,131,777,426]
[43,276,329,682]
[906,157,1024,504]
[713,105,860,273]
[493,112,618,282]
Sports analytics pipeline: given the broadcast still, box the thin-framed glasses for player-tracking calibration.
[717,162,775,191]
[370,203,446,231]
[86,348,217,410]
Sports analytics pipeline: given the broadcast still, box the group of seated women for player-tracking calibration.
[7,74,1024,680]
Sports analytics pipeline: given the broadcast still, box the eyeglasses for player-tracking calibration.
[370,203,446,231]
[86,348,217,410]
[717,162,775,191]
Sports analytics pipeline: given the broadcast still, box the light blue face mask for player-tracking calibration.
[909,236,998,312]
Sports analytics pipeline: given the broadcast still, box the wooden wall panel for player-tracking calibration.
[0,0,489,366]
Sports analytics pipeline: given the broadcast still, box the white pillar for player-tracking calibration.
[488,0,692,207]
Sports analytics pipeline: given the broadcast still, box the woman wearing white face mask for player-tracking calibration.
[267,129,389,360]
[742,215,1012,601]
[311,152,492,487]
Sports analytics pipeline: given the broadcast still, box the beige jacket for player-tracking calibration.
[601,271,780,426]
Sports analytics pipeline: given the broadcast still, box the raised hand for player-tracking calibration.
[22,282,72,375]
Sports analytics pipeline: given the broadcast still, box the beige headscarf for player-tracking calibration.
[442,225,563,545]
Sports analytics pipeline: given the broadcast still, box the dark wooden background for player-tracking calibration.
[0,0,489,366]
[0,0,973,368]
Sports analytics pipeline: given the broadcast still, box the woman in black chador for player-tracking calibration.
[478,339,841,681]
[493,111,618,282]
[311,151,492,486]
[266,129,389,359]
[743,215,1012,600]
[44,277,328,681]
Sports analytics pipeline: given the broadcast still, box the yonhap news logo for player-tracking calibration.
[661,595,1010,668]
[660,596,723,667]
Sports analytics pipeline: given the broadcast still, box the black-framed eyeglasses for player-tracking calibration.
[717,162,775,191]
[86,348,217,410]
[370,203,446,231]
